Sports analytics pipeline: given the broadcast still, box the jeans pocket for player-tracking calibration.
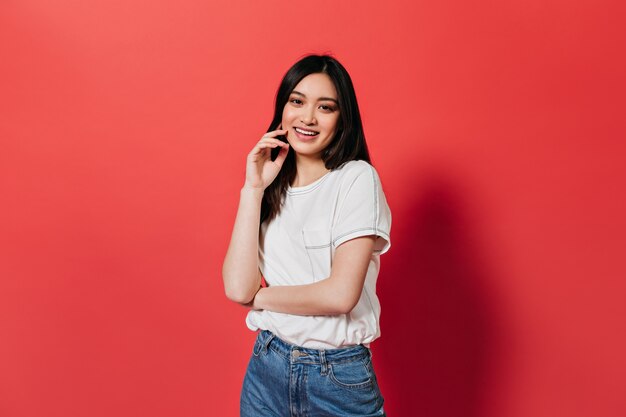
[328,358,373,389]
[302,228,332,281]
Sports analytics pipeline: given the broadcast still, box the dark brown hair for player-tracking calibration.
[261,54,371,224]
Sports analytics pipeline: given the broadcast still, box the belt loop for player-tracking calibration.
[319,350,328,375]
[262,332,275,354]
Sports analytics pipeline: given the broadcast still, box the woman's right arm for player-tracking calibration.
[222,129,289,304]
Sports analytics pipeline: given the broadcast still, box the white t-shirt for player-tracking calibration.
[245,160,392,349]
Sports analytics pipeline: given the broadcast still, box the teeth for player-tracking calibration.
[295,127,318,136]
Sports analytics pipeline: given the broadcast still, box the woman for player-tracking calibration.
[222,54,391,417]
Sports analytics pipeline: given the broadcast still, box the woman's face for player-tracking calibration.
[282,73,340,160]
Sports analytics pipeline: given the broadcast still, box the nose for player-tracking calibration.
[300,105,317,125]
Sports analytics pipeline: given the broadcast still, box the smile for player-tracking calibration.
[294,127,319,137]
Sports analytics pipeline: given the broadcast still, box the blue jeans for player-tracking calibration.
[240,330,386,417]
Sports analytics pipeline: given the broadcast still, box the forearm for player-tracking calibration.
[254,278,352,316]
[252,236,375,315]
[222,187,264,304]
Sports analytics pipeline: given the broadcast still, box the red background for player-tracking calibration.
[1,1,625,416]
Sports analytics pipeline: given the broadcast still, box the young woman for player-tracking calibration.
[222,54,391,417]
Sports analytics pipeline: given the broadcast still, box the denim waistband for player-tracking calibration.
[255,330,371,365]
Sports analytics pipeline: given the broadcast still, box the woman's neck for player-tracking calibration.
[292,156,330,188]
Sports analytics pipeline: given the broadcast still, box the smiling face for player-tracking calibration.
[282,73,340,160]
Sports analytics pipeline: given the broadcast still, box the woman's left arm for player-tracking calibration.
[250,235,376,315]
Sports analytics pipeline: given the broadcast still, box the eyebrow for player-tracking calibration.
[291,90,338,104]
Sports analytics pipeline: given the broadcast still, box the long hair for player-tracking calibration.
[260,54,371,224]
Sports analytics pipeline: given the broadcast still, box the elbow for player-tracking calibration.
[224,288,251,305]
[222,265,257,304]
[328,277,362,315]
[223,274,257,305]
[334,295,359,315]
[224,284,256,305]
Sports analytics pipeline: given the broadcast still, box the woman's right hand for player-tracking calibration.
[244,129,290,190]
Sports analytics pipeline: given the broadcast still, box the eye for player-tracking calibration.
[289,98,303,105]
[319,104,336,112]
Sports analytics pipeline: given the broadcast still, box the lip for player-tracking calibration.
[293,127,319,141]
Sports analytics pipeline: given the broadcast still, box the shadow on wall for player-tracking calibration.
[374,174,504,417]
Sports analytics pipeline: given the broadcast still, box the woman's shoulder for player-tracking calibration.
[334,160,382,182]
[335,159,374,176]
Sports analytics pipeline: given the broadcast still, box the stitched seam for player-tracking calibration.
[286,356,368,365]
[272,351,368,365]
[302,367,309,417]
[361,287,380,343]
[369,165,380,234]
[304,243,331,249]
[286,172,331,195]
[332,227,390,247]
[328,364,373,389]
[269,344,289,360]
[302,230,319,280]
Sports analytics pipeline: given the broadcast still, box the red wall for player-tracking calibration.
[1,1,624,416]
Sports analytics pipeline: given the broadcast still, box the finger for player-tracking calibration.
[273,143,289,168]
[259,136,285,142]
[251,144,277,154]
[258,137,288,147]
[251,143,282,155]
[258,140,285,148]
[262,129,288,138]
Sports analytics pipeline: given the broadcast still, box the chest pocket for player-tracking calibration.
[302,228,332,282]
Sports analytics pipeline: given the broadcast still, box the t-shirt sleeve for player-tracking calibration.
[332,163,392,255]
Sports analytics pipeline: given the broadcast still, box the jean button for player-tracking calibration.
[292,350,301,359]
